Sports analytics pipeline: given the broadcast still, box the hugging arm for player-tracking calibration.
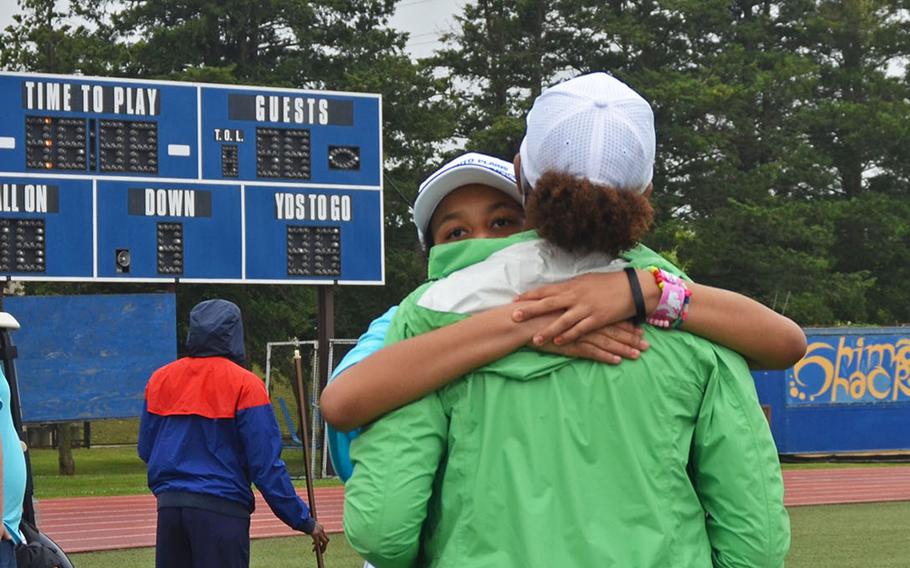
[321,302,644,432]
[513,270,806,370]
[682,283,806,369]
[343,393,447,568]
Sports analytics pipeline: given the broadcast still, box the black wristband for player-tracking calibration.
[624,266,646,325]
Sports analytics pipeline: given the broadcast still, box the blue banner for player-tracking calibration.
[5,293,176,422]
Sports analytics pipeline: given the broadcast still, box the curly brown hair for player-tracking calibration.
[525,171,654,257]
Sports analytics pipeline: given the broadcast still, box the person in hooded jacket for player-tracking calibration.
[139,299,328,568]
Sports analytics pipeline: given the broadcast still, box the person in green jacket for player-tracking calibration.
[344,72,790,567]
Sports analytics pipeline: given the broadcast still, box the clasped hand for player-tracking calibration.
[513,272,646,364]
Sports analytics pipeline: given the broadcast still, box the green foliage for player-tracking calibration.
[429,0,910,326]
[430,0,572,159]
[2,0,909,336]
[0,0,126,74]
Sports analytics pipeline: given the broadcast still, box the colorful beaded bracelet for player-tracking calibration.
[646,266,692,329]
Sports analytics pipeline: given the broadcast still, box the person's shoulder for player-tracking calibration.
[147,357,188,384]
[174,355,247,376]
[231,366,271,409]
[705,340,752,376]
[229,362,266,390]
[369,306,398,328]
[397,281,437,313]
[328,307,400,382]
[164,357,262,393]
[416,238,545,316]
[646,328,744,377]
[622,244,690,280]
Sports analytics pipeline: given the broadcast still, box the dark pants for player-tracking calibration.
[0,540,15,568]
[156,507,250,568]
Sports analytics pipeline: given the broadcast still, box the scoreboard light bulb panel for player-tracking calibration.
[25,116,87,171]
[98,120,158,174]
[255,127,311,179]
[0,177,92,277]
[287,225,341,277]
[328,146,360,171]
[0,218,46,273]
[156,222,184,275]
[0,72,383,284]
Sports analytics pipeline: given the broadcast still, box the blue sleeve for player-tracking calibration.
[326,306,396,482]
[333,306,397,377]
[137,401,155,463]
[237,403,315,533]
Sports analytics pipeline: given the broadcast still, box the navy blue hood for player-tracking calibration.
[186,299,246,365]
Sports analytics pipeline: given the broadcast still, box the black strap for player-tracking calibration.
[624,267,646,325]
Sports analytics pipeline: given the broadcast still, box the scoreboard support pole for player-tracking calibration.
[316,286,334,475]
[316,286,335,394]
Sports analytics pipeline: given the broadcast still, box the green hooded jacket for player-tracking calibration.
[345,231,789,568]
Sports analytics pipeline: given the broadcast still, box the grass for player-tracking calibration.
[29,446,340,499]
[70,535,364,568]
[788,501,910,567]
[89,419,141,445]
[31,447,149,498]
[29,442,906,498]
[68,501,910,567]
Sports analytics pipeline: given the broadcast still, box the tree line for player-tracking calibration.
[2,0,908,366]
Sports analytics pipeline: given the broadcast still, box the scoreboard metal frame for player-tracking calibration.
[0,72,384,285]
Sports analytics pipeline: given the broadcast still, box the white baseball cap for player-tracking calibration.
[413,152,521,246]
[518,72,655,194]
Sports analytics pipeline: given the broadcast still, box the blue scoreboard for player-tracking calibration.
[0,72,383,284]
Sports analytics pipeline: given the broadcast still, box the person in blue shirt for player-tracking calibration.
[326,307,396,482]
[0,366,26,568]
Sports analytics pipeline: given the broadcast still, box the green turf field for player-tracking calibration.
[787,501,910,567]
[70,535,362,568]
[29,446,341,498]
[67,501,910,567]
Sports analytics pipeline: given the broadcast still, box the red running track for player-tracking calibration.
[38,486,344,554]
[39,467,910,553]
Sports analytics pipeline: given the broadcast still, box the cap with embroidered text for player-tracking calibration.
[413,152,521,246]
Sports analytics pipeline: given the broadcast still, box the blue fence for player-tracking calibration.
[4,293,176,423]
[753,327,910,454]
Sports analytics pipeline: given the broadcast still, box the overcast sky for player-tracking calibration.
[0,0,463,61]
